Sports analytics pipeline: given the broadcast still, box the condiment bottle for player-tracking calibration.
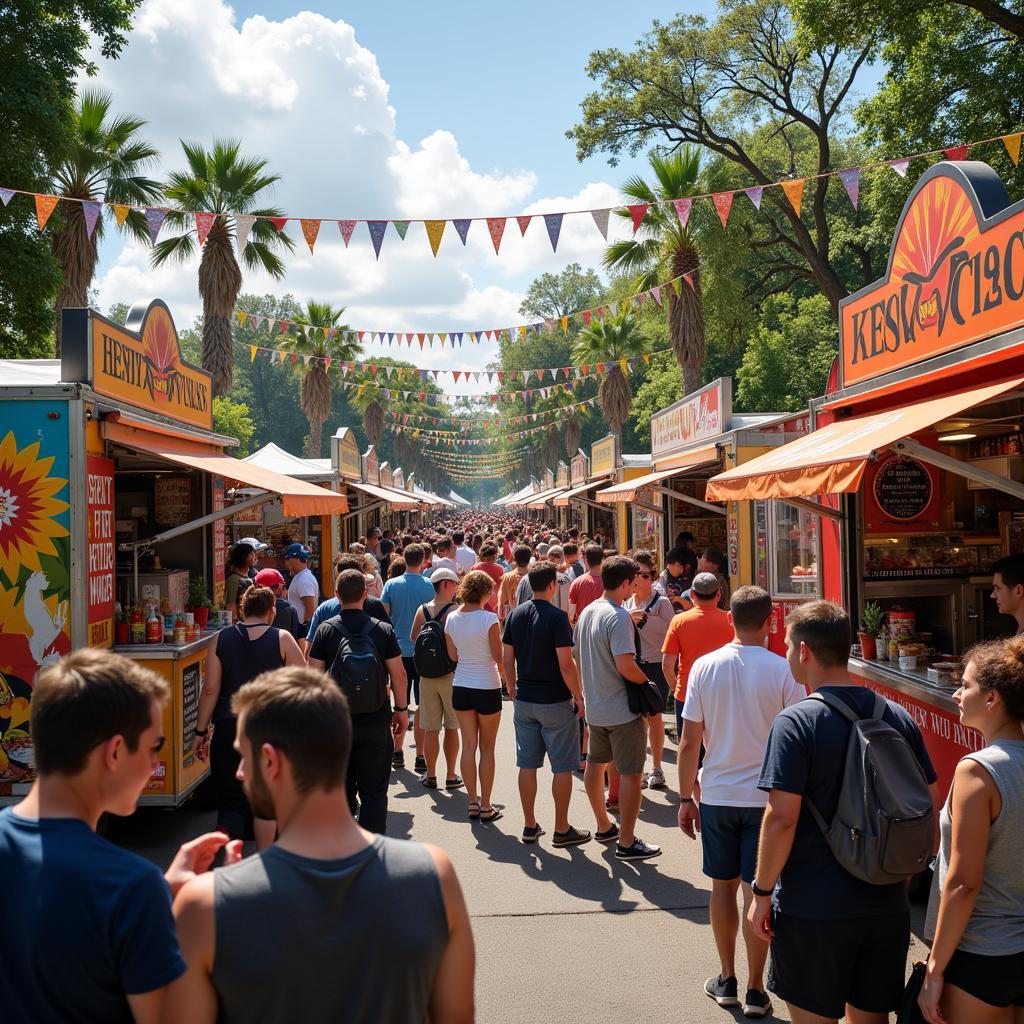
[130,607,146,645]
[146,605,162,644]
[877,626,889,661]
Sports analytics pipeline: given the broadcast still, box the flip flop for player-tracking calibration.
[421,776,438,789]
[468,801,480,819]
[479,806,503,822]
[444,775,463,789]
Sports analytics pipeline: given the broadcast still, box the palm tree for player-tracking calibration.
[572,312,649,446]
[281,301,353,457]
[564,412,582,460]
[50,89,162,356]
[152,140,293,396]
[604,148,706,395]
[352,389,385,448]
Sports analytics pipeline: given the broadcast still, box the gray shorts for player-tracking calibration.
[587,717,646,775]
[514,699,579,774]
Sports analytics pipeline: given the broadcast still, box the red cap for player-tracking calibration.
[254,568,285,588]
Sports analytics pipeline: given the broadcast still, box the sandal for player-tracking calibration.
[444,775,463,789]
[468,801,480,819]
[421,776,438,789]
[479,806,503,822]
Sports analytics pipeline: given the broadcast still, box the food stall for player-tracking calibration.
[0,299,348,805]
[344,445,421,542]
[706,159,1024,794]
[552,450,594,529]
[526,468,561,523]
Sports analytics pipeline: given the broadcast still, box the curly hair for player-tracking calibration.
[965,636,1024,720]
[457,569,494,606]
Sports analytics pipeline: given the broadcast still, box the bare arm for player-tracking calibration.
[661,654,677,689]
[410,606,426,646]
[748,790,802,941]
[128,989,167,1024]
[678,719,703,798]
[445,630,458,666]
[192,649,221,762]
[425,845,475,1024]
[614,652,648,683]
[487,622,504,680]
[300,595,317,623]
[555,647,584,708]
[161,875,218,1024]
[279,629,306,666]
[386,655,408,709]
[502,643,517,701]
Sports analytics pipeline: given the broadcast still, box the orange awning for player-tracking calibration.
[103,420,349,517]
[595,468,679,504]
[705,378,1024,502]
[347,480,421,511]
[653,443,722,472]
[527,486,564,508]
[553,480,599,507]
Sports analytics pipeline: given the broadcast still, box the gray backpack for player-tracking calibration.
[805,691,934,885]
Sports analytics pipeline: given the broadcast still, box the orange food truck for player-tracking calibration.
[0,299,347,805]
[707,160,1024,795]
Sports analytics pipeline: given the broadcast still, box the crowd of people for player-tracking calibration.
[1,513,1023,1024]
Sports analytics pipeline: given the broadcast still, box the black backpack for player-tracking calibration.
[413,602,457,679]
[327,618,388,715]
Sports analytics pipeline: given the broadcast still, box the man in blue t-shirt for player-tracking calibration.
[0,648,239,1023]
[748,601,940,1024]
[381,543,437,772]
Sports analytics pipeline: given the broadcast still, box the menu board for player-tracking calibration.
[181,662,200,769]
[155,476,192,526]
[86,455,115,647]
[871,455,934,522]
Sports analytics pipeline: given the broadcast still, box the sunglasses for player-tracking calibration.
[153,736,165,753]
[636,571,653,579]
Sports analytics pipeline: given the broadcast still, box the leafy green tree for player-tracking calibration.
[520,263,603,319]
[151,140,293,396]
[213,396,256,455]
[629,352,683,449]
[0,1,140,357]
[50,89,161,355]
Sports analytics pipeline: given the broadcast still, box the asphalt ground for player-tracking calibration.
[108,710,930,1023]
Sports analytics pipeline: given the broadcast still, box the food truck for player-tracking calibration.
[0,299,348,805]
[706,160,1024,794]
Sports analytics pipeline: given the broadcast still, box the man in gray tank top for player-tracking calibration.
[164,666,475,1023]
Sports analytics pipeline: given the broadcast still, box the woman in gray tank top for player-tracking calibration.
[920,637,1024,1023]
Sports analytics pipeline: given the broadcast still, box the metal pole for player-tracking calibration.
[650,486,727,516]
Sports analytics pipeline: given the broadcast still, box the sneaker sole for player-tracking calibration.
[595,830,620,844]
[705,988,740,1008]
[615,848,663,861]
[742,1003,772,1018]
[552,834,592,848]
[521,831,544,844]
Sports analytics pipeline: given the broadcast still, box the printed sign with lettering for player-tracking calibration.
[155,476,192,526]
[590,434,618,477]
[86,455,115,648]
[332,428,362,480]
[651,379,731,458]
[570,451,589,485]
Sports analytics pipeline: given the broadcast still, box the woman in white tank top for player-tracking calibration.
[444,571,506,822]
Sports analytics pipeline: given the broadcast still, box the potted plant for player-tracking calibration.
[187,576,213,629]
[858,601,884,660]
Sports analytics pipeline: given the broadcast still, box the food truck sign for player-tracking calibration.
[651,378,731,458]
[62,300,213,431]
[841,162,1024,388]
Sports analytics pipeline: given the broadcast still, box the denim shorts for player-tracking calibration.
[699,803,764,883]
[513,699,580,774]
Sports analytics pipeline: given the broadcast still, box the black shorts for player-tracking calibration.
[402,656,420,705]
[451,686,502,715]
[945,947,1024,1008]
[768,909,910,1019]
[639,661,670,703]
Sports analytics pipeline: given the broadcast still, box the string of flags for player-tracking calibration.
[387,397,599,430]
[3,130,1020,257]
[234,272,687,349]
[395,420,568,445]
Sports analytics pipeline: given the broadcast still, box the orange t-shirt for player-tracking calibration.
[661,604,734,701]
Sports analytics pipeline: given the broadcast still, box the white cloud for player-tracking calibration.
[89,0,623,393]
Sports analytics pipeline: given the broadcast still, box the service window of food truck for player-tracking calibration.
[754,501,820,599]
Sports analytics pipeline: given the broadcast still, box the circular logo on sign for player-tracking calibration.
[872,455,933,521]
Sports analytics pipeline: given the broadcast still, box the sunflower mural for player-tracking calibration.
[0,407,71,782]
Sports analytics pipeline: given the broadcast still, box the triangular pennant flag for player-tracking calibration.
[486,217,506,254]
[590,208,610,240]
[890,159,910,178]
[392,220,410,240]
[672,198,692,230]
[452,370,461,383]
[367,220,387,260]
[944,145,968,162]
[425,220,446,257]
[0,188,13,206]
[82,201,102,238]
[338,220,357,246]
[627,203,649,233]
[652,285,662,306]
[237,311,248,327]
[144,207,167,244]
[838,168,860,209]
[712,191,734,229]
[249,345,257,362]
[781,178,805,217]
[235,214,255,252]
[452,218,471,245]
[112,203,130,225]
[34,194,59,231]
[543,213,563,252]
[561,316,568,334]
[324,356,332,371]
[745,186,763,210]
[195,211,217,246]
[1003,133,1022,166]
[516,215,532,236]
[269,216,288,233]
[300,218,321,253]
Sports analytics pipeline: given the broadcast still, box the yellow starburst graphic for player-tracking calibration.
[0,431,69,585]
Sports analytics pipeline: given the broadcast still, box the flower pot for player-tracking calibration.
[193,607,209,629]
[858,632,877,659]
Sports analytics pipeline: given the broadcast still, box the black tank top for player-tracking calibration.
[213,623,283,722]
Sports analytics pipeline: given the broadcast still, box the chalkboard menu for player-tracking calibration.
[872,455,933,521]
[181,662,200,768]
[155,476,193,526]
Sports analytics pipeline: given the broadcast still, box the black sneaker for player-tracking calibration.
[521,824,544,843]
[552,825,592,848]
[742,989,772,1018]
[614,837,662,861]
[392,751,404,769]
[704,975,739,1007]
[594,824,620,844]
[413,755,427,773]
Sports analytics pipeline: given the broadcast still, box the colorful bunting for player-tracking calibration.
[543,213,563,253]
[300,219,320,253]
[486,217,506,255]
[672,198,692,230]
[781,179,805,217]
[890,159,910,178]
[712,191,734,229]
[745,186,763,210]
[838,168,860,209]
[195,211,217,246]
[944,145,968,161]
[453,218,471,244]
[34,194,59,231]
[591,207,610,240]
[269,216,288,233]
[627,204,649,234]
[425,220,446,257]
[392,220,410,240]
[112,204,130,225]
[516,215,532,236]
[144,208,167,244]
[338,219,357,246]
[0,188,13,207]
[367,220,387,260]
[82,201,102,239]
[1003,134,1022,166]
[235,214,256,252]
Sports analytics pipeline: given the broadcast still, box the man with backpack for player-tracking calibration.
[409,569,462,790]
[308,570,409,834]
[749,601,940,1024]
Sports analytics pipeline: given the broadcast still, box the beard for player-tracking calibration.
[244,756,277,820]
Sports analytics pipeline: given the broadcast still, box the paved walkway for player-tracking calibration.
[110,709,929,1023]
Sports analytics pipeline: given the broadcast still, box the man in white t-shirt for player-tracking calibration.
[452,530,476,576]
[284,544,320,646]
[677,583,804,1019]
[429,538,459,577]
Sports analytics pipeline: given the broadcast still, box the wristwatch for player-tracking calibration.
[393,705,409,713]
[194,727,209,738]
[751,880,775,898]
[680,795,695,804]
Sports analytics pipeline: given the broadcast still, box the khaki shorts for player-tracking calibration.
[587,717,646,775]
[417,673,457,731]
